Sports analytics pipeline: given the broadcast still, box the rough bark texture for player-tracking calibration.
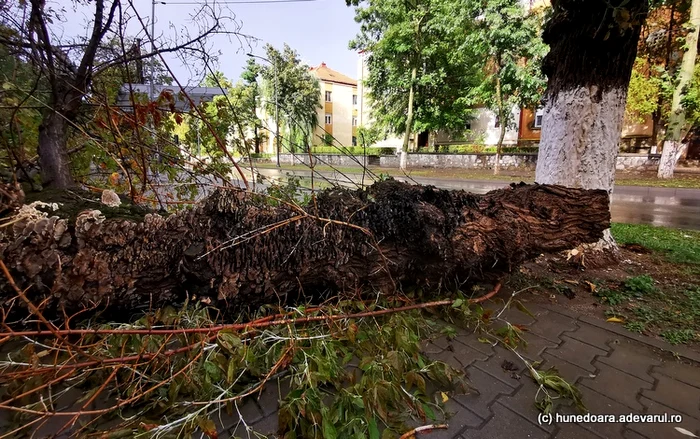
[536,0,648,193]
[38,110,76,189]
[0,181,610,316]
[536,87,627,193]
[400,66,418,170]
[540,0,648,104]
[536,0,648,255]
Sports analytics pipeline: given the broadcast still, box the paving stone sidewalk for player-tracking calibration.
[222,303,700,439]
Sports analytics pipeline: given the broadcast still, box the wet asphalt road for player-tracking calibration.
[252,167,700,231]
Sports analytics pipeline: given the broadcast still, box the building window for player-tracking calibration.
[353,94,358,105]
[325,91,332,102]
[352,136,357,146]
[494,114,500,128]
[352,116,358,127]
[534,108,544,128]
[325,114,332,125]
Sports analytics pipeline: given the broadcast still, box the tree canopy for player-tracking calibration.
[350,0,485,140]
[257,44,321,153]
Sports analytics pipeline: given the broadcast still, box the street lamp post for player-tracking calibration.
[248,53,280,168]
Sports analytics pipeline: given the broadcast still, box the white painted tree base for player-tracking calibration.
[657,140,687,179]
[399,151,408,170]
[536,86,627,255]
[535,86,627,194]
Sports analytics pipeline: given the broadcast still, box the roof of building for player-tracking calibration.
[310,63,357,87]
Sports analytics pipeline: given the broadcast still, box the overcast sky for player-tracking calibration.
[56,0,361,85]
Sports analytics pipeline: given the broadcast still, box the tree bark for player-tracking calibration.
[658,0,700,178]
[400,66,418,170]
[0,181,609,316]
[494,76,505,176]
[37,109,76,189]
[536,0,648,193]
[535,0,648,252]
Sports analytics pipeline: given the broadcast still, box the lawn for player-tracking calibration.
[611,223,700,264]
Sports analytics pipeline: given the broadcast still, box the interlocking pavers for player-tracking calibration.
[578,363,653,411]
[525,308,578,343]
[515,331,560,362]
[630,395,700,439]
[564,321,622,351]
[642,373,700,419]
[494,378,558,433]
[425,400,484,439]
[471,345,527,388]
[555,423,606,439]
[556,388,629,439]
[594,339,662,384]
[653,360,700,388]
[453,366,517,419]
[544,335,608,373]
[462,402,549,439]
[539,351,592,384]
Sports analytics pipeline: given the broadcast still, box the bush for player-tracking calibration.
[310,146,395,156]
[430,145,539,154]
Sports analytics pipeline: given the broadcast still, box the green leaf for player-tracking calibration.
[514,300,535,319]
[422,402,437,421]
[368,417,380,439]
[322,415,338,439]
[452,298,464,308]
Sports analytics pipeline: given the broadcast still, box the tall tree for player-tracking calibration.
[350,0,483,170]
[467,0,547,175]
[240,58,264,154]
[0,1,242,189]
[535,0,648,247]
[626,0,692,151]
[259,44,321,154]
[657,0,700,177]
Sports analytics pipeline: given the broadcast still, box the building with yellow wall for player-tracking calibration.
[309,63,359,147]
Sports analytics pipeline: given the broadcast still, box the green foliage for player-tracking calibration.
[350,0,484,137]
[595,276,700,345]
[681,61,700,131]
[263,173,312,206]
[0,38,43,181]
[356,125,383,148]
[310,146,395,155]
[625,58,665,123]
[661,328,698,345]
[323,133,334,146]
[467,0,547,146]
[435,144,539,154]
[531,365,585,415]
[4,297,474,438]
[624,275,657,296]
[611,223,700,264]
[259,44,322,154]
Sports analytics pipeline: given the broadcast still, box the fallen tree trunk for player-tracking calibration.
[0,181,609,315]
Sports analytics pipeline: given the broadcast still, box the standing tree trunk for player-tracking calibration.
[400,66,417,170]
[494,75,505,176]
[37,109,75,189]
[658,0,700,178]
[535,0,648,249]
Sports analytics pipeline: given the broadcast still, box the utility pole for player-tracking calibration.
[248,53,280,167]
